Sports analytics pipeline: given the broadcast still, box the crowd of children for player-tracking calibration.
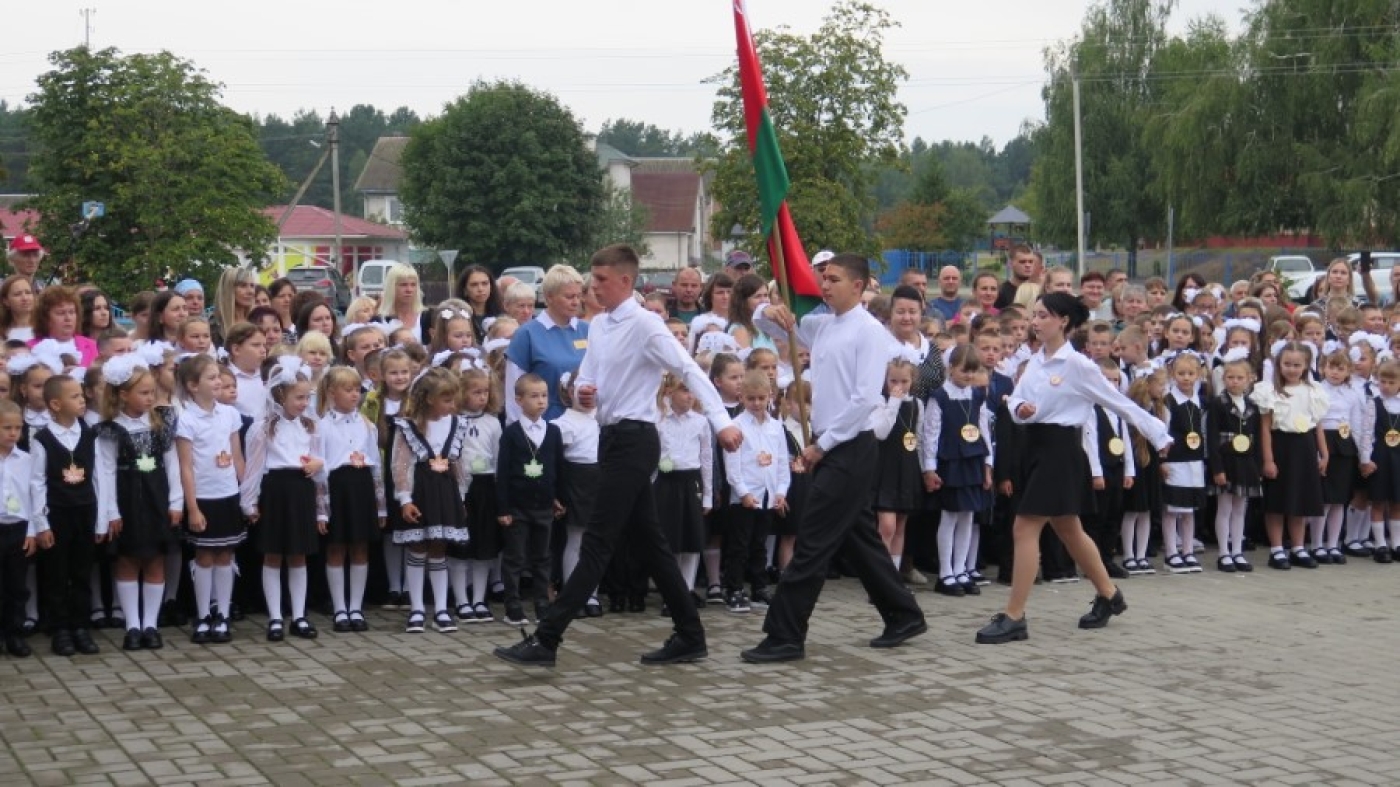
[0,258,1393,659]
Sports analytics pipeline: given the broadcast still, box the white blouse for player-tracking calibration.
[460,411,502,475]
[320,408,387,518]
[1250,381,1329,434]
[723,411,790,508]
[919,383,994,473]
[239,415,329,522]
[552,408,599,464]
[1009,342,1172,450]
[175,401,243,500]
[658,409,713,509]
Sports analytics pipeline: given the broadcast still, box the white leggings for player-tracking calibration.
[1214,492,1248,556]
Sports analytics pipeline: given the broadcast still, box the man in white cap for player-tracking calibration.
[7,234,44,283]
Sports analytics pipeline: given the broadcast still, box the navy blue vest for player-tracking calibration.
[1164,393,1206,462]
[932,387,988,463]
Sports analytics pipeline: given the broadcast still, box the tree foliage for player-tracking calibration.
[708,1,907,259]
[257,104,420,213]
[575,182,650,263]
[0,101,27,190]
[398,80,603,268]
[25,47,287,297]
[596,118,717,158]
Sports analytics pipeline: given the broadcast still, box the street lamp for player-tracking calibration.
[438,249,459,301]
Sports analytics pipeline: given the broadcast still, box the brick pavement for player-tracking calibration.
[2,554,1398,786]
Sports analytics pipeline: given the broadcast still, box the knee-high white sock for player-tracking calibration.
[348,563,368,612]
[469,560,494,605]
[192,564,213,620]
[116,580,140,629]
[427,557,449,614]
[163,551,182,601]
[1372,519,1388,549]
[326,563,346,614]
[966,523,981,574]
[383,535,404,592]
[1345,506,1365,542]
[952,512,974,576]
[1228,495,1247,555]
[1324,505,1345,549]
[1306,516,1324,550]
[1161,511,1180,556]
[405,552,426,613]
[1215,495,1234,557]
[262,565,283,621]
[1135,514,1151,560]
[563,525,584,582]
[1389,520,1400,551]
[702,548,721,589]
[448,557,469,609]
[937,511,957,579]
[678,552,701,591]
[141,582,164,630]
[287,565,308,620]
[24,563,37,619]
[213,565,234,618]
[1178,512,1196,558]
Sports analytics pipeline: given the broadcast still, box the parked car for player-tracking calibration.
[501,266,547,304]
[286,265,351,312]
[1268,255,1316,276]
[639,270,677,297]
[1286,252,1400,304]
[354,259,399,302]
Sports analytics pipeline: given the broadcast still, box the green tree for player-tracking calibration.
[399,80,603,268]
[596,118,718,158]
[0,101,27,191]
[574,182,650,264]
[257,104,420,213]
[25,47,287,297]
[708,0,907,260]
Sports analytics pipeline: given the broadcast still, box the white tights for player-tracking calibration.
[1214,492,1248,556]
[1120,511,1150,561]
[936,511,974,579]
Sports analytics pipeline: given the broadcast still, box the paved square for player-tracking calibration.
[2,554,1396,785]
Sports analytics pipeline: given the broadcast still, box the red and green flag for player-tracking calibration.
[733,0,823,318]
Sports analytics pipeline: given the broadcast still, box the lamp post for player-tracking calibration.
[438,249,459,304]
[327,109,343,275]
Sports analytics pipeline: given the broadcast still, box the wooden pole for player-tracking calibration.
[766,228,812,446]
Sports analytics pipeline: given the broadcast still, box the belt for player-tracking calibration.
[601,419,653,434]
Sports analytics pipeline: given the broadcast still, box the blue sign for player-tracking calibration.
[81,201,106,218]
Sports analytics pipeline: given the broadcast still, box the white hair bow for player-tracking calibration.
[1350,332,1388,354]
[1323,340,1344,356]
[1220,347,1251,364]
[1182,287,1200,303]
[481,316,498,333]
[1223,317,1261,334]
[1190,315,1205,328]
[1350,346,1365,364]
[695,332,741,356]
[892,343,922,365]
[1270,339,1289,359]
[559,371,573,390]
[101,354,147,387]
[29,339,71,374]
[482,338,509,354]
[439,307,473,322]
[6,354,42,377]
[340,322,371,338]
[267,355,311,388]
[1300,339,1320,360]
[137,341,171,368]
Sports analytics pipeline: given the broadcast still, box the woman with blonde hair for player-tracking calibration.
[211,267,257,347]
[376,263,429,344]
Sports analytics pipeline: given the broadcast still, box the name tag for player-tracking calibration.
[573,339,588,349]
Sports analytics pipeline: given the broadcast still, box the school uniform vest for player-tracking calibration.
[931,387,988,463]
[33,423,97,508]
[1164,395,1206,463]
[1095,406,1125,476]
[497,422,562,512]
[1373,396,1400,455]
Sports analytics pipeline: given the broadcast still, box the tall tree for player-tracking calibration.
[596,119,717,158]
[25,47,286,297]
[708,1,907,259]
[398,80,602,268]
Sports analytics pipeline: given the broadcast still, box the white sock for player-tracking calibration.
[966,524,981,574]
[448,558,469,609]
[1215,495,1235,558]
[213,565,234,618]
[893,554,902,570]
[427,557,449,614]
[405,552,426,612]
[1389,520,1400,551]
[1161,512,1180,556]
[469,560,494,605]
[1178,513,1196,559]
[678,552,701,590]
[1120,514,1137,559]
[1135,515,1151,560]
[383,536,404,592]
[192,564,213,621]
[117,580,140,629]
[326,563,347,614]
[1324,505,1345,550]
[952,512,974,576]
[163,551,182,601]
[25,563,38,620]
[262,565,283,621]
[1229,497,1247,556]
[937,512,956,578]
[563,525,584,582]
[141,582,164,630]
[287,566,308,620]
[703,548,721,589]
[348,563,368,612]
[1348,506,1370,542]
[1307,516,1324,550]
[1372,520,1388,549]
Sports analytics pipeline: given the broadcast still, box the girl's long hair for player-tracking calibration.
[403,367,459,433]
[316,366,362,418]
[1127,371,1164,467]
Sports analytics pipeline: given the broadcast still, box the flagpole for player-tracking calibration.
[766,229,812,446]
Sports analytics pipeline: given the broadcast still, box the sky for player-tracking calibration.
[2,0,1244,149]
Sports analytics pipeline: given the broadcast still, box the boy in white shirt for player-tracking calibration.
[0,400,43,657]
[722,371,789,613]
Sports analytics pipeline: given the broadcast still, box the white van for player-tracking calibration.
[354,259,399,301]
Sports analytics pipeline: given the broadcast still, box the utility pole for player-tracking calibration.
[1072,68,1087,279]
[80,8,96,48]
[327,109,343,276]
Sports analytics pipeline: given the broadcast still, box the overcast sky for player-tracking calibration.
[3,0,1242,148]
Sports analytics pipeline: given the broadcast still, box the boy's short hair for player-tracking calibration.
[1116,325,1147,346]
[0,400,20,420]
[1144,276,1168,292]
[1086,320,1113,337]
[740,369,771,396]
[514,372,547,396]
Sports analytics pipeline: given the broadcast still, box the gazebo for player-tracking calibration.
[987,205,1031,251]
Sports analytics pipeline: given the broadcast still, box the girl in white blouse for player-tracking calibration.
[1251,342,1330,570]
[656,377,713,602]
[551,372,603,617]
[240,357,328,642]
[454,368,503,624]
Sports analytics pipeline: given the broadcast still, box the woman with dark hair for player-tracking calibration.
[1170,273,1207,312]
[888,284,945,401]
[975,293,1173,645]
[268,278,298,340]
[0,274,36,342]
[147,290,189,345]
[689,271,734,353]
[294,298,339,355]
[456,264,503,342]
[726,273,775,351]
[80,288,114,341]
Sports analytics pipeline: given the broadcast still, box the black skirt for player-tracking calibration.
[1122,446,1162,513]
[186,495,246,550]
[1368,436,1400,503]
[1320,429,1357,505]
[1017,424,1095,518]
[1215,436,1263,498]
[258,469,320,556]
[461,474,502,559]
[933,456,992,513]
[873,431,924,513]
[327,466,379,545]
[1263,431,1323,516]
[655,468,705,553]
[394,461,469,545]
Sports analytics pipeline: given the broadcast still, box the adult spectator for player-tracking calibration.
[267,277,298,340]
[724,249,755,277]
[689,271,735,352]
[1104,268,1128,294]
[295,297,340,356]
[376,263,429,343]
[1250,281,1291,313]
[147,290,189,345]
[1381,266,1400,308]
[0,274,35,342]
[1080,271,1112,320]
[889,284,945,400]
[7,234,43,283]
[727,273,776,351]
[505,264,590,423]
[80,289,114,342]
[127,291,155,342]
[926,266,964,322]
[502,282,537,326]
[1309,256,1375,310]
[970,272,1001,317]
[994,245,1040,309]
[898,268,928,299]
[211,267,260,347]
[669,267,704,325]
[174,279,206,318]
[1043,266,1075,295]
[29,285,98,367]
[456,264,504,343]
[1170,273,1207,312]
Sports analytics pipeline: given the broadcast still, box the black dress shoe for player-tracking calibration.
[1290,549,1318,569]
[267,619,285,642]
[870,617,928,649]
[229,603,245,622]
[72,629,100,655]
[976,613,1029,644]
[640,635,708,665]
[933,577,965,597]
[5,635,31,658]
[493,634,558,668]
[583,597,603,618]
[1106,561,1130,580]
[122,628,143,651]
[191,617,212,645]
[1078,588,1127,629]
[1375,548,1394,564]
[141,628,163,650]
[51,630,77,657]
[740,637,805,663]
[292,618,318,639]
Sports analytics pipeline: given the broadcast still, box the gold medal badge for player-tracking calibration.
[1338,423,1352,439]
[471,456,488,473]
[1387,430,1400,449]
[1048,375,1064,386]
[429,457,450,473]
[62,463,85,485]
[902,432,917,452]
[1232,434,1251,453]
[960,424,981,443]
[1108,437,1125,456]
[658,457,674,473]
[1292,415,1309,432]
[1185,432,1202,451]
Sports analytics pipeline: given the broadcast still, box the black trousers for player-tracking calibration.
[40,503,96,631]
[537,422,702,648]
[0,523,28,635]
[723,504,771,592]
[501,508,552,605]
[761,432,923,644]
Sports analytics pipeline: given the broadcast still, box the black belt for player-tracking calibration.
[601,419,653,434]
